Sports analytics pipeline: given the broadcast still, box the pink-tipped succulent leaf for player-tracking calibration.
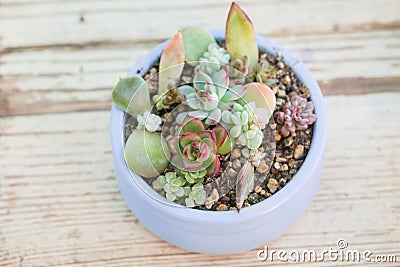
[159,31,185,95]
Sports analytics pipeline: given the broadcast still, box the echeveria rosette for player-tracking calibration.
[225,56,254,85]
[276,94,317,137]
[253,61,276,85]
[196,43,230,75]
[178,68,246,125]
[166,117,230,176]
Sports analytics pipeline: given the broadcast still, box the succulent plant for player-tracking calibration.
[158,31,185,95]
[111,75,151,117]
[225,56,253,85]
[125,130,170,178]
[196,43,230,75]
[253,61,276,85]
[166,116,230,175]
[221,102,266,150]
[178,68,246,125]
[153,172,188,201]
[226,2,259,69]
[185,183,207,207]
[276,94,317,137]
[181,26,216,63]
[153,88,182,110]
[178,169,207,184]
[136,111,162,132]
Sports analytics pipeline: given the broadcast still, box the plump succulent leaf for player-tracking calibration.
[124,130,170,178]
[242,82,276,119]
[111,75,151,116]
[235,161,255,211]
[181,26,216,62]
[159,31,185,95]
[226,2,259,69]
[181,116,205,135]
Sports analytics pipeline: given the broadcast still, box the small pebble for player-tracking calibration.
[280,164,289,171]
[216,204,229,211]
[255,185,262,193]
[233,159,241,169]
[256,160,269,173]
[293,145,305,159]
[277,61,284,69]
[277,89,286,97]
[276,98,286,107]
[276,157,287,163]
[283,137,293,147]
[283,75,291,85]
[232,149,241,158]
[241,147,250,158]
[267,178,279,193]
[260,189,266,196]
[275,134,282,141]
[274,162,282,170]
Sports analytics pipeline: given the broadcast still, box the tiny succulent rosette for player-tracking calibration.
[111,2,318,211]
[136,111,162,132]
[276,94,317,137]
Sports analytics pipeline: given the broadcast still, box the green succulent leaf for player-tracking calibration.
[226,2,259,69]
[111,76,151,117]
[181,27,216,62]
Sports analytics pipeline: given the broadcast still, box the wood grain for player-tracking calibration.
[1,29,399,116]
[1,0,399,266]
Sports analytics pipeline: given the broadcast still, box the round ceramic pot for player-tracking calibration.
[110,30,327,254]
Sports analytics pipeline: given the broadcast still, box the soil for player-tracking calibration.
[124,50,314,211]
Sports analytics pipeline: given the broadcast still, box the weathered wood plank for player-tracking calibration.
[1,0,399,48]
[1,93,399,266]
[1,30,399,116]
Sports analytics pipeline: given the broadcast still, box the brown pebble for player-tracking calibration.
[267,178,279,193]
[216,204,229,211]
[294,145,305,159]
[277,62,285,69]
[276,157,287,163]
[275,134,282,141]
[280,164,289,171]
[260,189,266,196]
[255,185,262,193]
[256,160,269,173]
[283,75,291,85]
[232,149,241,158]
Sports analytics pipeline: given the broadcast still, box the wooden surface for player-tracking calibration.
[1,0,399,266]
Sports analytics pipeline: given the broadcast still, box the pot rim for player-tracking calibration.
[110,29,327,224]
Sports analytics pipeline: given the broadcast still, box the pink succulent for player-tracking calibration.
[276,95,317,137]
[166,116,229,176]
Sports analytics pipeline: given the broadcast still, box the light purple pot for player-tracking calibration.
[110,30,327,254]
